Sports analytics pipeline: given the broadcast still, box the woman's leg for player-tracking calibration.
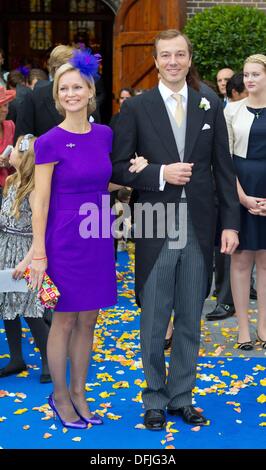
[231,250,254,343]
[69,310,99,418]
[255,250,266,341]
[165,314,174,340]
[47,311,80,422]
[25,317,50,377]
[0,317,27,376]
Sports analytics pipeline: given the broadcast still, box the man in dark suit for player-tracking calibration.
[111,29,240,430]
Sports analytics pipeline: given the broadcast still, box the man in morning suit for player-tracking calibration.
[111,30,240,430]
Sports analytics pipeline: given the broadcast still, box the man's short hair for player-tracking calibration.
[153,29,193,58]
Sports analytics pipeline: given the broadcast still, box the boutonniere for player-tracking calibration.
[199,97,211,111]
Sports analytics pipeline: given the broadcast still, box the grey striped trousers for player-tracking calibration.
[139,212,208,410]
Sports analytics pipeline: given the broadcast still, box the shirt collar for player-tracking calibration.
[158,80,188,103]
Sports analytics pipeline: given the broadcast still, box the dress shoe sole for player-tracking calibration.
[205,312,235,321]
[167,409,207,425]
[145,422,166,431]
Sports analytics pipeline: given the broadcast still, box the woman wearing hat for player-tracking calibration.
[0,86,16,204]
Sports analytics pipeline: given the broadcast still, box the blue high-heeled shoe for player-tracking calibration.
[71,400,103,425]
[48,394,87,429]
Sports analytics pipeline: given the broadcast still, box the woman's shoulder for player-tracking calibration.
[92,123,113,136]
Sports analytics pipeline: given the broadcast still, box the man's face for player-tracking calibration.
[217,68,234,96]
[154,36,192,91]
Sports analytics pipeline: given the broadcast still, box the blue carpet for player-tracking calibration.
[0,249,266,449]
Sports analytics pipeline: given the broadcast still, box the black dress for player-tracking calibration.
[233,107,266,250]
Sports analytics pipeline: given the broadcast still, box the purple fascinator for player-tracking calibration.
[70,48,101,80]
[17,65,30,77]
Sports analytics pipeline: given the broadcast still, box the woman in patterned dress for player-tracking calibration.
[0,134,50,382]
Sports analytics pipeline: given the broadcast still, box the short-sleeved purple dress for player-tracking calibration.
[34,124,117,312]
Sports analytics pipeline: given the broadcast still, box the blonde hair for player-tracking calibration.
[244,54,266,69]
[53,62,96,117]
[4,135,36,219]
[48,44,74,78]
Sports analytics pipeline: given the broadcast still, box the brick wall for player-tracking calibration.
[187,0,266,18]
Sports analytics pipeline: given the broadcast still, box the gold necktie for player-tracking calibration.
[172,93,184,127]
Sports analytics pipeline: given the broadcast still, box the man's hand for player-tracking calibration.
[220,230,239,255]
[163,162,194,186]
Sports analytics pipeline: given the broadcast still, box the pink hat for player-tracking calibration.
[0,86,16,106]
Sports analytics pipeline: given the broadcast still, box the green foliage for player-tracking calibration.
[183,5,266,81]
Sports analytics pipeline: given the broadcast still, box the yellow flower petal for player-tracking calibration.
[257,394,266,404]
[112,381,129,389]
[106,413,122,420]
[14,408,28,415]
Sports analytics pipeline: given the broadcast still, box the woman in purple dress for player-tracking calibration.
[30,50,117,429]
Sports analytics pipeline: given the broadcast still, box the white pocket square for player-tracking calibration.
[202,123,211,130]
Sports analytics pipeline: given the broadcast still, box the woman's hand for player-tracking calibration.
[12,260,29,280]
[256,200,266,216]
[129,155,148,173]
[30,258,47,290]
[242,195,265,215]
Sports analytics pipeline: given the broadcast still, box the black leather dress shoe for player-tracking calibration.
[144,409,166,430]
[167,405,207,425]
[205,303,235,321]
[0,364,28,378]
[250,286,257,300]
[40,373,52,384]
[164,336,172,350]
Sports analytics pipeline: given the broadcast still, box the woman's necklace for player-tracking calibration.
[247,103,266,119]
[255,108,264,119]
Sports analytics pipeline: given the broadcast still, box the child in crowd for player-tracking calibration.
[0,134,50,383]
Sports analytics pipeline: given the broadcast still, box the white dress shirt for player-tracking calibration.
[158,80,188,190]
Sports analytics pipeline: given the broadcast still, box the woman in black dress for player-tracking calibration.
[224,54,266,350]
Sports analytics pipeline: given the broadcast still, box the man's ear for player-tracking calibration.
[154,56,159,70]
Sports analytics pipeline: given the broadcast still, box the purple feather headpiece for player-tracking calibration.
[17,65,30,77]
[70,48,101,81]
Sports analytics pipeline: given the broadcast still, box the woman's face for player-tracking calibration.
[119,90,132,107]
[58,70,93,114]
[243,62,266,96]
[0,103,8,123]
